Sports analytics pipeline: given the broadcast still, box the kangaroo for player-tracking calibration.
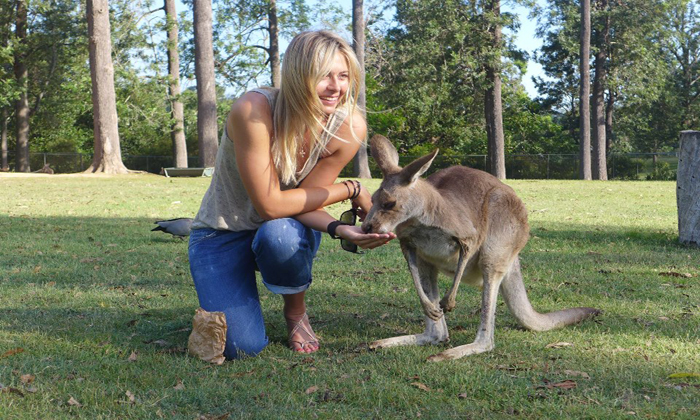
[362,135,600,361]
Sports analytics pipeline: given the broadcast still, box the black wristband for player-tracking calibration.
[327,221,349,239]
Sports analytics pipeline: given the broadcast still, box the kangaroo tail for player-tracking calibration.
[500,257,600,332]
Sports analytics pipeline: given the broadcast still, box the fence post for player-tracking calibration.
[677,131,700,246]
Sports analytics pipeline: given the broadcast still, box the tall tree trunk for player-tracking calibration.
[1,108,8,171]
[605,88,614,151]
[484,0,506,180]
[592,0,609,180]
[14,0,29,172]
[352,0,371,179]
[165,0,188,168]
[269,0,280,88]
[579,0,592,180]
[85,0,128,174]
[193,0,218,168]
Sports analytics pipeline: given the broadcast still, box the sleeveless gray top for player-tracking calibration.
[192,87,349,231]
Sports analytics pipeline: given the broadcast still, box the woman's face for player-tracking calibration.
[316,52,350,115]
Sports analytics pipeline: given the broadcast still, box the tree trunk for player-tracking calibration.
[1,108,8,171]
[193,0,218,168]
[268,0,280,88]
[605,88,614,152]
[14,0,30,172]
[592,0,609,180]
[165,0,188,168]
[484,0,506,180]
[677,131,700,247]
[85,0,128,174]
[352,0,371,179]
[579,0,592,180]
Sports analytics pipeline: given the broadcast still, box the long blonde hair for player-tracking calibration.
[272,31,362,185]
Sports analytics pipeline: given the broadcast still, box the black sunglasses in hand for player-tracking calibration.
[339,208,364,254]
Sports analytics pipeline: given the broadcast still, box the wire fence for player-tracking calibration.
[2,151,679,180]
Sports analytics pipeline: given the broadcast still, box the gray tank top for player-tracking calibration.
[191,87,349,231]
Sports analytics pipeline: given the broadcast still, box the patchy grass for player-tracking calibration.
[0,174,698,419]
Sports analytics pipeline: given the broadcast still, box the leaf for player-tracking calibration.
[67,396,81,407]
[457,393,469,399]
[127,351,138,362]
[545,380,577,390]
[0,348,24,359]
[659,272,692,278]
[411,382,431,392]
[545,342,573,349]
[20,374,35,384]
[305,385,319,394]
[125,390,136,404]
[173,379,185,390]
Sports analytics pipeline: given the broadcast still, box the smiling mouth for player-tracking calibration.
[320,96,339,103]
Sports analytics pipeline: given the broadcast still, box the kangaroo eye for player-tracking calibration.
[382,201,396,211]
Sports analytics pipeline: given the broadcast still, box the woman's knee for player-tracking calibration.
[253,218,315,260]
[224,335,268,359]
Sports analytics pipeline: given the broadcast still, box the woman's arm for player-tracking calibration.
[230,93,355,220]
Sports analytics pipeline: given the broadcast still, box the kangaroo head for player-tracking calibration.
[362,135,438,234]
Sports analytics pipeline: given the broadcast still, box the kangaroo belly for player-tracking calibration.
[398,223,483,287]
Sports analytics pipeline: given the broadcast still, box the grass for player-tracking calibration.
[0,173,698,419]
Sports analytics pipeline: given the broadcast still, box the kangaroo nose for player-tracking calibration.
[362,223,372,233]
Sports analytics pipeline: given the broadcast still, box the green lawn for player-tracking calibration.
[1,173,698,419]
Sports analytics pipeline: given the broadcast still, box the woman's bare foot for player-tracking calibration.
[285,313,319,353]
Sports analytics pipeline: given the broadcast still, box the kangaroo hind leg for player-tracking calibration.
[370,253,449,350]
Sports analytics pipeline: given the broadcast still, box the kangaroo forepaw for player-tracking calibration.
[421,301,443,321]
[439,296,456,312]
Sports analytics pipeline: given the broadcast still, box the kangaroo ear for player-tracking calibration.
[370,135,401,175]
[398,149,439,185]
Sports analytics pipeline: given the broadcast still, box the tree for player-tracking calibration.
[579,0,592,179]
[165,0,188,168]
[86,0,128,174]
[352,0,371,178]
[193,0,218,167]
[484,0,506,179]
[591,0,609,180]
[14,0,29,172]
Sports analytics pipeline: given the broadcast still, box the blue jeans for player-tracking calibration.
[188,218,322,359]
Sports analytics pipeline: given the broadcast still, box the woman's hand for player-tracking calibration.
[351,183,373,221]
[335,224,395,250]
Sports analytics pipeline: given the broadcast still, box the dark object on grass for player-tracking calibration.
[152,218,193,239]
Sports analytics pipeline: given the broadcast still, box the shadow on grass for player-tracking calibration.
[1,214,697,353]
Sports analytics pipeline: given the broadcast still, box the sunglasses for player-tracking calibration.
[339,208,364,254]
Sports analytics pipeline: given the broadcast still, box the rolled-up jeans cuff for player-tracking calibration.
[262,278,312,295]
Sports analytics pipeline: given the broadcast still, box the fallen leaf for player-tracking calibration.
[127,351,138,362]
[411,382,431,392]
[457,393,468,399]
[305,385,319,394]
[659,272,692,278]
[0,348,24,359]
[33,266,42,274]
[67,396,81,407]
[173,379,185,390]
[545,342,573,349]
[20,374,35,384]
[125,390,136,404]
[543,380,577,390]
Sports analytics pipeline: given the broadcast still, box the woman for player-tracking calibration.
[188,30,395,359]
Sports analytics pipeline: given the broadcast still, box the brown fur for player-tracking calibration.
[363,135,599,361]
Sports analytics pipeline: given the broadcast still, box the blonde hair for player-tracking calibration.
[272,31,362,185]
